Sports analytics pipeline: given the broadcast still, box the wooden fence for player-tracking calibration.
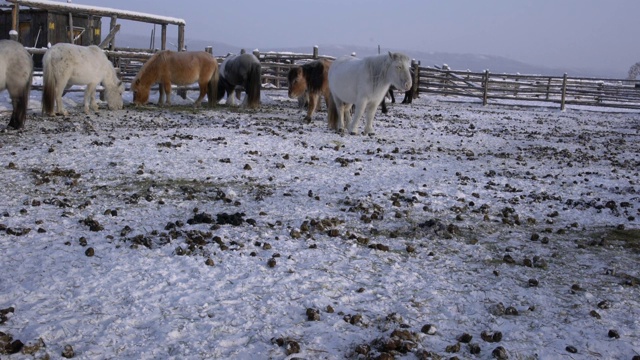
[418,66,640,110]
[24,45,640,111]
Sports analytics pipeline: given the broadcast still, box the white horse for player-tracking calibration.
[0,39,33,129]
[42,43,124,116]
[328,52,412,135]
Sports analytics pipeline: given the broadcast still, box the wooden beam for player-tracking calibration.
[87,15,93,44]
[11,3,19,32]
[98,23,120,49]
[68,12,74,43]
[177,24,184,51]
[109,15,117,50]
[161,24,167,50]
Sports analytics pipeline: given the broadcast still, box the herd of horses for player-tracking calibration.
[1,39,414,135]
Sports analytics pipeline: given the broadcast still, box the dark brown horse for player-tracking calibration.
[287,58,332,123]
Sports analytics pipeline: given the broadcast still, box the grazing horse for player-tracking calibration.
[217,53,261,109]
[42,43,124,116]
[0,39,33,129]
[131,50,218,107]
[287,58,332,123]
[328,52,412,135]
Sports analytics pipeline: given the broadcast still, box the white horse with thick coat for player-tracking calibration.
[42,43,124,116]
[328,52,412,135]
[0,39,33,129]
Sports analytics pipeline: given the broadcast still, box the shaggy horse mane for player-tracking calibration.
[301,59,329,93]
[135,51,170,85]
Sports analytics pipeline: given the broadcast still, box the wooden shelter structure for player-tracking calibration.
[1,0,185,62]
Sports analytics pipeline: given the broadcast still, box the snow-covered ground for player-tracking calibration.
[0,87,639,359]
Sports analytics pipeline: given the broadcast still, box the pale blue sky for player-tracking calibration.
[75,0,638,74]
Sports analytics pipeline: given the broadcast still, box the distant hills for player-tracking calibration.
[114,34,622,79]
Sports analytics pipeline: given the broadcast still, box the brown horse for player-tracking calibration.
[131,50,218,107]
[287,58,332,124]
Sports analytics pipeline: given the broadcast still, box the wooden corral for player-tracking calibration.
[2,0,636,113]
[103,44,640,112]
[418,66,640,110]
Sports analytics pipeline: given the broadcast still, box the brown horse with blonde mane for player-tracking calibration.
[287,58,332,124]
[131,50,218,107]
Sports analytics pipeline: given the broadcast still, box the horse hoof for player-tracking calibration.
[349,132,358,136]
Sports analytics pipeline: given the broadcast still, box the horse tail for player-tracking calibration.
[9,70,33,129]
[207,62,219,107]
[245,62,261,109]
[42,54,56,116]
[327,92,338,130]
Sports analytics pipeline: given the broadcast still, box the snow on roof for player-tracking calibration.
[5,0,185,25]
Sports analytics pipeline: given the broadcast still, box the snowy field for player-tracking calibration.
[0,87,639,360]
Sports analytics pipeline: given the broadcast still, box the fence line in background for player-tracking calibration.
[25,46,640,111]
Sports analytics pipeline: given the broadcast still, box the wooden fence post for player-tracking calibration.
[68,12,74,43]
[11,3,18,34]
[596,82,603,104]
[411,60,420,100]
[109,15,117,50]
[482,70,490,106]
[545,77,551,100]
[560,73,567,110]
[177,24,185,51]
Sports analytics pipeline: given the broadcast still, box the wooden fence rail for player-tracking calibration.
[24,45,640,111]
[418,66,640,110]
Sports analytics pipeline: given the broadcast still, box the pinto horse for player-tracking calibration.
[328,52,412,135]
[131,50,218,107]
[42,43,123,116]
[287,58,332,123]
[0,40,33,129]
[217,53,261,109]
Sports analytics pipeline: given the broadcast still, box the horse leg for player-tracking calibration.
[348,101,367,135]
[363,102,379,135]
[194,82,207,107]
[334,101,344,132]
[226,88,236,106]
[162,82,172,106]
[55,81,68,116]
[305,92,319,123]
[84,83,98,114]
[341,104,353,134]
[158,84,165,105]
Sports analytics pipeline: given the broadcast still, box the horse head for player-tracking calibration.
[388,52,412,92]
[105,80,125,110]
[131,78,150,105]
[287,67,306,99]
